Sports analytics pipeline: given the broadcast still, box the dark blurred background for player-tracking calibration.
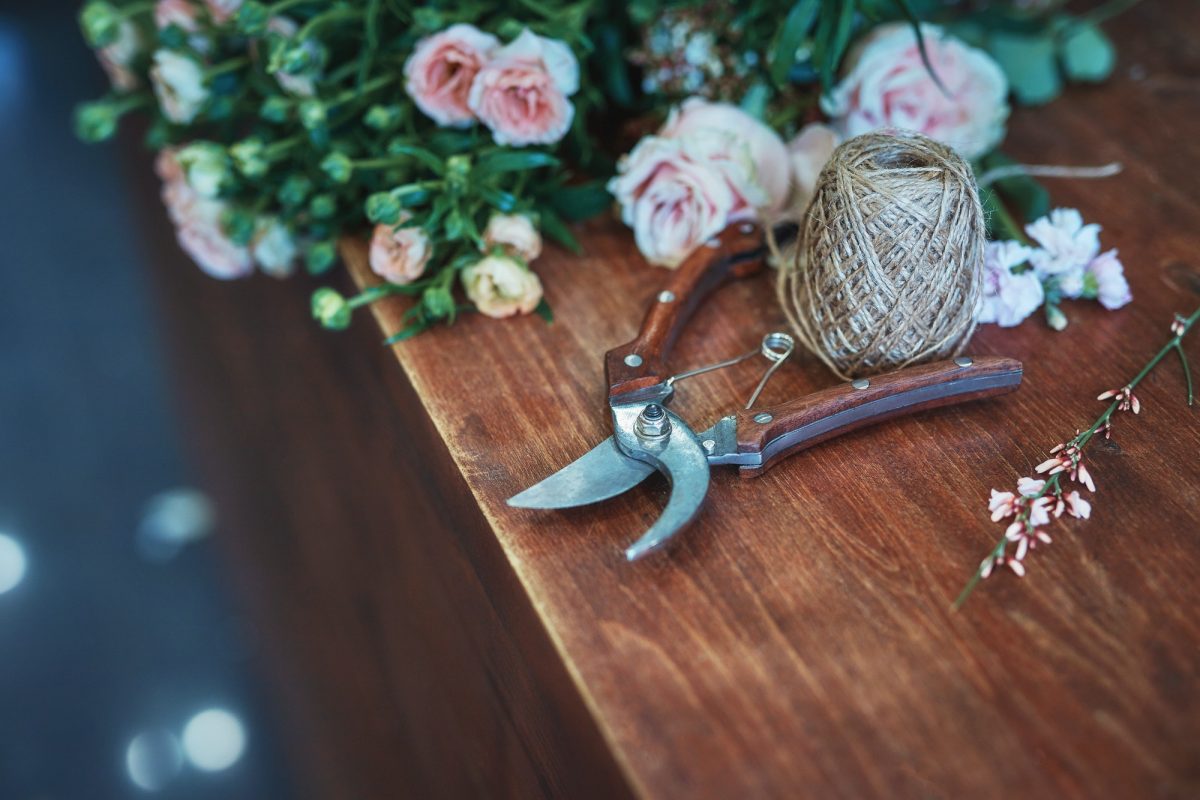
[0,3,293,797]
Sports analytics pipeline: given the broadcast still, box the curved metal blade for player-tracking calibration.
[611,407,711,561]
[507,437,655,510]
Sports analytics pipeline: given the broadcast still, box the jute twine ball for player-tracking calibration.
[778,130,985,380]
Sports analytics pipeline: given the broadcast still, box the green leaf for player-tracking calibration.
[534,299,554,323]
[1060,22,1115,83]
[980,152,1050,223]
[891,0,947,94]
[540,182,612,221]
[474,150,560,178]
[477,185,519,212]
[769,0,820,87]
[385,142,446,174]
[988,32,1062,106]
[819,0,856,96]
[538,208,582,254]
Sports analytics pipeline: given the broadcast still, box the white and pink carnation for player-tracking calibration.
[976,240,1043,327]
[823,23,1009,160]
[1087,249,1131,310]
[1026,207,1101,277]
[405,23,499,127]
[369,219,433,285]
[467,28,578,147]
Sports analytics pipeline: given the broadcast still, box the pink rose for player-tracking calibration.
[1087,249,1131,310]
[155,0,200,32]
[462,254,544,318]
[96,20,143,93]
[369,220,433,285]
[607,136,736,268]
[203,0,242,23]
[786,122,842,212]
[157,148,254,279]
[660,99,790,216]
[823,23,1009,160]
[467,29,578,146]
[976,240,1043,327]
[482,213,542,262]
[405,24,499,127]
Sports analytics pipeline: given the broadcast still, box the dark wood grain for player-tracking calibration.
[735,356,1023,476]
[148,2,1200,798]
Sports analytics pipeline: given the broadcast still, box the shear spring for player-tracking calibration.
[666,331,795,410]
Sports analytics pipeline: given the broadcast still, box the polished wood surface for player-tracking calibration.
[150,2,1200,798]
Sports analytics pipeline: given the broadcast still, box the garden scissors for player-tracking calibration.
[508,223,1024,560]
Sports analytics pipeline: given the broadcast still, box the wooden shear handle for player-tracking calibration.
[605,224,768,400]
[735,356,1024,477]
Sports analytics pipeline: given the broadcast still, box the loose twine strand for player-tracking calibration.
[775,131,985,380]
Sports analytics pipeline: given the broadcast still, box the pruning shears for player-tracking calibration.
[508,223,1024,560]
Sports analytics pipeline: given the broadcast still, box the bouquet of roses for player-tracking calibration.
[77,0,1131,339]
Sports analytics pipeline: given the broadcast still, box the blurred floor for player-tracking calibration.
[0,4,293,798]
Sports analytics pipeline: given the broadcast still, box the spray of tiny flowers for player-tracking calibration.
[955,307,1199,608]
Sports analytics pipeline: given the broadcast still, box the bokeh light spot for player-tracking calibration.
[182,708,245,772]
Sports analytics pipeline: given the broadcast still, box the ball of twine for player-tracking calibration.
[777,130,985,380]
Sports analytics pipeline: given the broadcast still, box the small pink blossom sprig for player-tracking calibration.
[955,306,1199,608]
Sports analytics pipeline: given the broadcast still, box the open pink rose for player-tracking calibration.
[660,99,789,217]
[608,136,736,268]
[405,24,499,127]
[823,23,1009,160]
[462,254,544,318]
[369,220,432,285]
[467,29,578,146]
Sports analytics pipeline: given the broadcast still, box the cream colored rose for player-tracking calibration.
[823,23,1009,160]
[150,49,209,124]
[461,254,543,318]
[482,213,542,262]
[369,220,432,285]
[252,218,298,277]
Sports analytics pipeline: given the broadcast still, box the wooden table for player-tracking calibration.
[145,2,1200,797]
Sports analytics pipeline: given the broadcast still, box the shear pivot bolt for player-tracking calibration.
[636,404,672,440]
[954,356,973,367]
[624,354,643,368]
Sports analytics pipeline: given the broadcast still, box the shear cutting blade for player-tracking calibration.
[507,437,655,510]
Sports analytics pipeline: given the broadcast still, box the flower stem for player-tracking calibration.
[1175,343,1194,406]
[954,306,1200,609]
[205,57,250,79]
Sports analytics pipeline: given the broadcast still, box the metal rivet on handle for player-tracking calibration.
[624,354,643,367]
[753,412,773,424]
[851,378,870,390]
[658,290,676,303]
[954,356,974,367]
